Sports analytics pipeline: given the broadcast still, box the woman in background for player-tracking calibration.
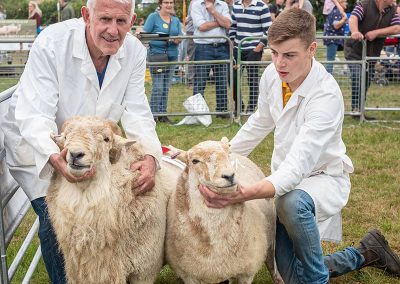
[323,0,347,74]
[28,1,42,34]
[142,0,182,123]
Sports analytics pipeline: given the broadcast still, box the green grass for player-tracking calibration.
[6,119,400,284]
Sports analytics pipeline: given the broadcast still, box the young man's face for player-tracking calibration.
[270,38,316,91]
[82,0,136,56]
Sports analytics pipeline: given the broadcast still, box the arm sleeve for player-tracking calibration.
[121,44,162,162]
[143,13,155,33]
[260,6,272,45]
[229,12,237,40]
[191,2,206,28]
[14,34,61,179]
[266,91,344,197]
[229,72,276,156]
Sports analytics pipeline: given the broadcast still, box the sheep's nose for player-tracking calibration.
[222,173,235,184]
[69,151,85,161]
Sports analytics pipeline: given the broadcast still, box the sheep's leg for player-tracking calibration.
[236,275,254,284]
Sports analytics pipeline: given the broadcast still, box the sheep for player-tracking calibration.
[46,116,181,284]
[165,138,283,284]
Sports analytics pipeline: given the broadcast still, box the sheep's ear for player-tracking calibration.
[109,135,136,164]
[106,120,123,136]
[220,137,230,151]
[165,145,188,164]
[221,137,229,144]
[51,133,65,150]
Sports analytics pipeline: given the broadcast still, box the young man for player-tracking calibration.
[2,0,161,282]
[199,8,400,283]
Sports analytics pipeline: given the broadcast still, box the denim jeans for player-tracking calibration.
[31,197,66,284]
[193,43,229,112]
[232,48,262,113]
[325,43,338,74]
[150,55,177,114]
[275,189,364,284]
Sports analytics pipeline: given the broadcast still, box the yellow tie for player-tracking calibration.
[282,81,292,108]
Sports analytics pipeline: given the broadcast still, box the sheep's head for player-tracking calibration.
[179,137,238,194]
[51,116,134,177]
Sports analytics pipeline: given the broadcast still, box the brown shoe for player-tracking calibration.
[357,228,400,276]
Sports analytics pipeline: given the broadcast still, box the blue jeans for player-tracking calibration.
[193,43,229,112]
[325,43,338,74]
[31,197,66,284]
[275,189,364,284]
[150,55,177,114]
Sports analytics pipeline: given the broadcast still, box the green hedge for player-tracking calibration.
[2,0,357,29]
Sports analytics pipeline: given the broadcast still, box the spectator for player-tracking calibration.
[59,0,75,22]
[1,0,161,283]
[142,0,182,123]
[268,0,284,21]
[199,8,400,283]
[229,0,271,114]
[191,0,232,118]
[184,0,198,87]
[323,0,347,74]
[344,0,400,116]
[323,0,346,18]
[28,1,42,34]
[285,0,313,14]
[0,5,6,20]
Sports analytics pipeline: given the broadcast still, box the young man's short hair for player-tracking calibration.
[267,8,316,48]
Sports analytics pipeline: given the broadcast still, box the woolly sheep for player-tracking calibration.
[46,116,181,284]
[165,138,283,284]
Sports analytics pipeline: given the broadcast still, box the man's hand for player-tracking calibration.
[49,149,96,183]
[198,179,275,209]
[253,43,264,53]
[205,0,215,13]
[365,30,378,41]
[130,154,157,195]
[351,31,364,41]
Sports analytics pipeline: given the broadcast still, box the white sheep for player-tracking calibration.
[165,138,282,284]
[46,116,181,284]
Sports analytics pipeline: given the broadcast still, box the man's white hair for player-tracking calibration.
[86,0,135,17]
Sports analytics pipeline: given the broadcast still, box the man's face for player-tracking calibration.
[82,0,135,56]
[270,38,316,90]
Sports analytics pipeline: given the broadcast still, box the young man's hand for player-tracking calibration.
[198,179,276,208]
[130,154,157,195]
[49,148,96,183]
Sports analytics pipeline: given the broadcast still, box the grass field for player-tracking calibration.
[5,117,400,284]
[2,47,400,283]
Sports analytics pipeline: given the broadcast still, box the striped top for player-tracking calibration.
[229,0,272,50]
[352,3,400,26]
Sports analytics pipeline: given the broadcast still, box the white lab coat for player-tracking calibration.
[1,18,162,201]
[230,59,354,242]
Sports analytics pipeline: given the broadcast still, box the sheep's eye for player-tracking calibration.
[104,137,110,142]
[192,159,200,164]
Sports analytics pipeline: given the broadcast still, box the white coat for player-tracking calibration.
[1,18,162,201]
[230,59,354,242]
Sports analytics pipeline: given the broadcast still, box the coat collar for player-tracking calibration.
[72,18,124,92]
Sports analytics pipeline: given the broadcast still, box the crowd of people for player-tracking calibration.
[1,0,400,284]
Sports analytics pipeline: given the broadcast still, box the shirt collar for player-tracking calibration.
[238,0,258,6]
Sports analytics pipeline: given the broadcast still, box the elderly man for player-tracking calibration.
[1,0,161,282]
[344,0,400,117]
[191,0,232,117]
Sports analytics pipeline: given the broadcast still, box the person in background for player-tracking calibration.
[268,0,284,21]
[191,0,232,118]
[344,0,400,117]
[28,1,42,34]
[1,0,162,282]
[323,0,347,74]
[229,0,271,114]
[184,0,198,87]
[0,5,6,20]
[285,0,313,14]
[142,0,182,123]
[59,0,75,22]
[323,0,346,18]
[198,8,400,283]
